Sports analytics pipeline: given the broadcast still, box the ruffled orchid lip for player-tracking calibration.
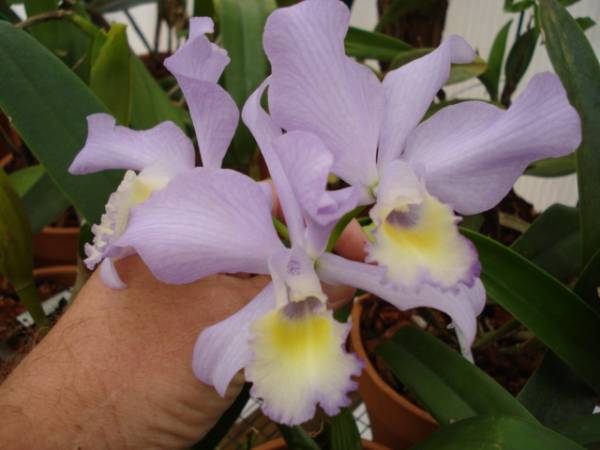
[245,303,363,425]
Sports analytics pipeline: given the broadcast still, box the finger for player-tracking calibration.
[322,282,356,310]
[332,218,368,262]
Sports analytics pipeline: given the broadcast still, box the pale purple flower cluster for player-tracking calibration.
[69,0,581,426]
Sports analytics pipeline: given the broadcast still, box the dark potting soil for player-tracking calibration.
[360,296,543,410]
[0,276,70,383]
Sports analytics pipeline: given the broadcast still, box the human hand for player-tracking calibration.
[0,224,367,450]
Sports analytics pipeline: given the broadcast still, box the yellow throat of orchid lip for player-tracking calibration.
[381,196,448,252]
[261,306,334,362]
[246,298,360,425]
[369,190,475,289]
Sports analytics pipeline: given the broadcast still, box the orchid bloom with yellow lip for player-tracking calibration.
[261,0,581,295]
[68,17,237,288]
[105,74,485,425]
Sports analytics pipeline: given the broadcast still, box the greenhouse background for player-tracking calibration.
[11,0,598,210]
[1,0,599,449]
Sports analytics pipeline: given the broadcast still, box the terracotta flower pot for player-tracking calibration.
[33,227,80,267]
[33,265,77,286]
[253,438,390,450]
[350,299,437,450]
[0,152,13,169]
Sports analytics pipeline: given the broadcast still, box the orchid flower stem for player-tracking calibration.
[16,9,73,29]
[15,282,49,330]
[124,8,156,59]
[473,318,521,350]
[272,217,290,243]
[500,336,545,356]
[326,206,364,253]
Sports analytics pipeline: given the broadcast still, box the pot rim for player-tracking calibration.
[350,296,436,425]
[33,265,78,278]
[38,226,80,234]
[0,152,13,168]
[252,438,389,450]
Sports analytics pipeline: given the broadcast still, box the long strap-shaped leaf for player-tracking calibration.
[0,168,47,327]
[9,166,69,234]
[0,23,121,224]
[410,415,585,450]
[377,326,536,426]
[219,0,275,168]
[557,413,600,448]
[463,228,600,394]
[539,0,600,265]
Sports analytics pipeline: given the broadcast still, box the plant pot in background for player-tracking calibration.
[350,299,437,450]
[0,152,13,170]
[33,265,77,287]
[253,438,390,450]
[33,227,80,267]
[0,265,77,381]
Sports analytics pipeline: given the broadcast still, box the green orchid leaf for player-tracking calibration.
[193,0,214,18]
[345,26,412,62]
[411,415,585,450]
[330,407,362,450]
[517,240,600,430]
[540,0,600,265]
[510,204,581,281]
[479,20,512,101]
[0,0,20,22]
[0,166,32,289]
[447,56,487,85]
[518,352,596,429]
[501,27,539,104]
[278,425,320,450]
[0,22,121,223]
[0,167,46,327]
[558,414,600,448]
[389,47,432,69]
[377,325,536,426]
[24,0,93,81]
[76,17,185,130]
[24,0,59,49]
[575,247,600,313]
[524,152,577,177]
[463,228,600,394]
[90,24,132,126]
[9,166,69,233]
[575,16,596,31]
[129,55,187,130]
[504,0,535,12]
[219,0,275,168]
[87,0,156,13]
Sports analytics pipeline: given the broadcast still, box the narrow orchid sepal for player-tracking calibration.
[164,17,239,169]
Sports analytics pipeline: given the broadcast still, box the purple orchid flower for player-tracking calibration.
[107,75,485,425]
[261,0,581,297]
[68,18,238,288]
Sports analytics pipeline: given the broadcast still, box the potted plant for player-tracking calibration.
[253,438,390,450]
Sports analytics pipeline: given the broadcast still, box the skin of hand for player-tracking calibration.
[0,227,368,449]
